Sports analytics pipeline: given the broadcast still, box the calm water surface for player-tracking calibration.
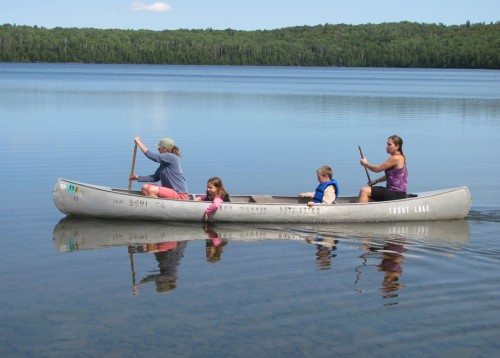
[1,63,499,357]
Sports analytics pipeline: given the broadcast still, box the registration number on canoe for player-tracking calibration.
[389,204,430,215]
[129,199,148,207]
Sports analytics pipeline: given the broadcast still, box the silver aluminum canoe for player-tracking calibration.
[52,178,472,223]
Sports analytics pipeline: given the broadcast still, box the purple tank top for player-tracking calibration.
[385,166,408,192]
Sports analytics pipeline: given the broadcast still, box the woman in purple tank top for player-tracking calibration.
[358,135,408,203]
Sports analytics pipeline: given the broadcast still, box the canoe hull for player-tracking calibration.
[52,178,472,223]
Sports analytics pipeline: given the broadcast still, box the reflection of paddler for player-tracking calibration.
[138,241,188,293]
[362,240,407,299]
[377,242,407,297]
[145,242,178,253]
[129,241,179,253]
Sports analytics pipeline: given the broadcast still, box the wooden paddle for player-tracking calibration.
[358,145,372,183]
[128,143,138,190]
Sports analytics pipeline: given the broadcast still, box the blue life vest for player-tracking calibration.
[312,180,339,204]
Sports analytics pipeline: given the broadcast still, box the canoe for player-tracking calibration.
[53,217,470,253]
[52,178,472,223]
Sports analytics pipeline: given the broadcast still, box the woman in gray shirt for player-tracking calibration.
[130,136,189,199]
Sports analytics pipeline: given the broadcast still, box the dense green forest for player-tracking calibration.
[0,22,498,68]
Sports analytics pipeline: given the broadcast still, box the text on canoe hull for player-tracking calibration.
[219,206,321,215]
[389,204,430,215]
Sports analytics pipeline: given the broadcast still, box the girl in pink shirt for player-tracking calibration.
[196,177,230,221]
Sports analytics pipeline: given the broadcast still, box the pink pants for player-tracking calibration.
[155,185,189,200]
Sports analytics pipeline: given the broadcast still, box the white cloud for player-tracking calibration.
[130,1,172,13]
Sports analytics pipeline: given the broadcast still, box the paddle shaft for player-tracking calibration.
[128,143,138,190]
[358,145,372,183]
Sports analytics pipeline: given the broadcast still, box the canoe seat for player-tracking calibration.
[250,195,276,203]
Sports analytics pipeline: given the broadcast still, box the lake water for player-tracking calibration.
[1,63,499,357]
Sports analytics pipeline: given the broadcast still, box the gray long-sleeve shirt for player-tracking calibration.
[138,150,189,194]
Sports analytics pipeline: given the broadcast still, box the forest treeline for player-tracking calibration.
[0,22,498,68]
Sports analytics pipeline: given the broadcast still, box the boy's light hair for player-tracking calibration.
[317,166,333,179]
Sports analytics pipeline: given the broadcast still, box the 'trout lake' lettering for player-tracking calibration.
[389,204,430,215]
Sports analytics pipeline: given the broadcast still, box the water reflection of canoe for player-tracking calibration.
[303,220,470,245]
[52,178,472,223]
[52,218,305,252]
[53,217,470,253]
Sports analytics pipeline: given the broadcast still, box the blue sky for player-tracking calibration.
[1,0,498,31]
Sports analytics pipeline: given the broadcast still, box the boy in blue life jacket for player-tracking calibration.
[299,165,340,208]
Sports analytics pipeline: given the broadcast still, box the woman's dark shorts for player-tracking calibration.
[371,186,407,201]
